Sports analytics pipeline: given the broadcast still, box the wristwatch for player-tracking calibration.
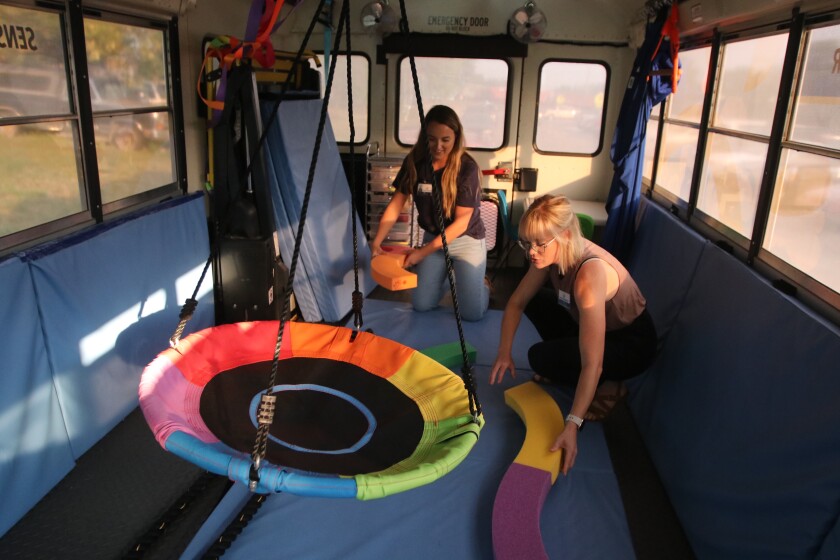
[565,413,585,431]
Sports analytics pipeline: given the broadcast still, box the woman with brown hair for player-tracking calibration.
[371,105,490,321]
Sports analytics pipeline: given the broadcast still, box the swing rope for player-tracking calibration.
[344,0,365,337]
[396,0,481,420]
[250,0,349,491]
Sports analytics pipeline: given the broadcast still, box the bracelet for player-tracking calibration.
[565,413,584,431]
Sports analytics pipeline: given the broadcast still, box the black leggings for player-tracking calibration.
[524,287,658,386]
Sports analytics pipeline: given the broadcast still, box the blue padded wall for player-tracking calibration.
[22,193,214,459]
[261,99,374,323]
[817,513,840,560]
[626,198,707,342]
[0,257,76,538]
[629,242,840,559]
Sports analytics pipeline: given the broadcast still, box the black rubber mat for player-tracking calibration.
[604,400,696,560]
[0,407,209,559]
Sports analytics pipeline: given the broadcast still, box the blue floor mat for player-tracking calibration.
[182,301,634,559]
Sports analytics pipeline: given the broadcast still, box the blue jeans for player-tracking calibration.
[413,233,489,321]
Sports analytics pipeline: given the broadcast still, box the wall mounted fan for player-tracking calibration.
[360,1,399,35]
[508,1,547,43]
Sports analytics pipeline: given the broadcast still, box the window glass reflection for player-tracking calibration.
[657,123,699,202]
[667,47,710,124]
[398,57,508,149]
[714,34,788,136]
[0,5,70,119]
[790,24,840,150]
[643,117,658,182]
[535,61,607,154]
[84,18,167,113]
[94,113,174,204]
[765,149,840,293]
[317,54,369,143]
[0,124,83,235]
[697,132,767,237]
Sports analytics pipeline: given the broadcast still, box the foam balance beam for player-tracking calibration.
[492,381,564,560]
[371,252,417,291]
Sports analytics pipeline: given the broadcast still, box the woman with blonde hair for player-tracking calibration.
[371,105,490,321]
[490,195,657,474]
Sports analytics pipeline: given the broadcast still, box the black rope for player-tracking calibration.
[345,0,364,339]
[249,0,350,491]
[169,264,206,347]
[158,1,350,555]
[396,0,481,419]
[200,494,267,559]
[122,472,227,559]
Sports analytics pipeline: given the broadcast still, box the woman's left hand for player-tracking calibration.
[550,424,579,475]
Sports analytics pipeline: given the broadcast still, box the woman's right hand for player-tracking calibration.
[550,423,579,475]
[370,241,383,257]
[490,353,516,385]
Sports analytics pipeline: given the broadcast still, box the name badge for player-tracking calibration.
[418,183,432,194]
[557,289,571,309]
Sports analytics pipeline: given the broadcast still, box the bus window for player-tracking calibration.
[534,60,608,155]
[698,132,768,237]
[764,22,840,296]
[0,4,82,238]
[0,24,70,120]
[397,57,508,150]
[316,53,370,144]
[653,47,710,203]
[697,33,788,237]
[668,47,710,124]
[0,3,182,250]
[712,34,788,136]
[642,108,659,184]
[789,24,840,151]
[765,149,840,294]
[657,122,698,203]
[84,18,174,205]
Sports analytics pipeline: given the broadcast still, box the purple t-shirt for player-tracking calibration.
[394,154,485,240]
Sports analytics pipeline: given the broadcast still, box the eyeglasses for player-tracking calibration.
[517,237,557,254]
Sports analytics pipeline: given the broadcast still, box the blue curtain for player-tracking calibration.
[601,3,679,263]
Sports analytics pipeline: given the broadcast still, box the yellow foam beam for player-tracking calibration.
[504,381,565,483]
[371,253,417,291]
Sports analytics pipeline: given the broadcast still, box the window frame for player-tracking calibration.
[753,16,840,310]
[646,44,711,215]
[314,50,372,146]
[0,0,186,254]
[394,54,512,152]
[679,30,783,254]
[645,11,840,322]
[532,57,611,157]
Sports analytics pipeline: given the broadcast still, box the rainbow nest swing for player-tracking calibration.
[139,0,483,501]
